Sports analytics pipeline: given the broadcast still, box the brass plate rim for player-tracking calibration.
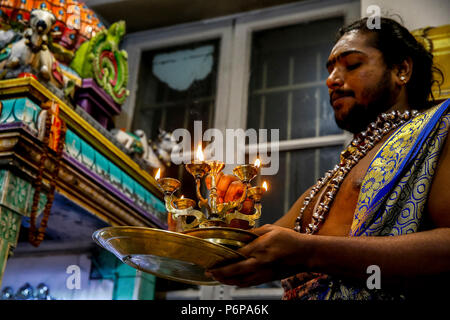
[93,226,246,285]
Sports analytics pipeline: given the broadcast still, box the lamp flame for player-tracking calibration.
[181,195,184,199]
[262,181,268,191]
[196,144,204,161]
[155,168,161,180]
[254,158,261,168]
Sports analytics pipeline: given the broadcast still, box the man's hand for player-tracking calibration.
[205,173,254,214]
[205,224,313,287]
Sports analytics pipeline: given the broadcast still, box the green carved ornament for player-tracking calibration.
[70,21,130,105]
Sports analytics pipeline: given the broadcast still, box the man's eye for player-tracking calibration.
[347,63,361,70]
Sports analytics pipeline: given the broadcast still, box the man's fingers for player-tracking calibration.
[251,224,276,236]
[235,233,267,257]
[206,257,257,280]
[216,269,273,287]
[205,258,273,287]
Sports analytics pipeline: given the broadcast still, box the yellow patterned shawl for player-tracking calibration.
[351,99,450,236]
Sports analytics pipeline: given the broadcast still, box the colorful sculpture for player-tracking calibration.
[70,20,129,105]
[0,0,105,62]
[0,9,71,91]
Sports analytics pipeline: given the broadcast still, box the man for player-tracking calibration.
[204,17,450,300]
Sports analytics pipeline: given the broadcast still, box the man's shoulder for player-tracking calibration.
[425,99,450,228]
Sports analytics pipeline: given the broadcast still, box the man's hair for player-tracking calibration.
[336,17,443,110]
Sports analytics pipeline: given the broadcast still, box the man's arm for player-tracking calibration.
[425,126,450,228]
[306,227,450,289]
[206,224,450,290]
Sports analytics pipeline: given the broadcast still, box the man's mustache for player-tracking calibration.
[330,89,355,104]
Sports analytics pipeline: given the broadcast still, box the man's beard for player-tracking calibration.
[332,71,396,134]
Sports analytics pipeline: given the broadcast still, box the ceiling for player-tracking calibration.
[85,0,304,33]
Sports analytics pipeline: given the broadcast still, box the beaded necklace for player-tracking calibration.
[294,109,419,235]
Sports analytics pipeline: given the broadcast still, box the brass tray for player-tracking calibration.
[92,226,245,285]
[183,227,258,250]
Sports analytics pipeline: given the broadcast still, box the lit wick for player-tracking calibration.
[155,168,161,181]
[262,181,268,192]
[254,158,261,168]
[196,144,204,162]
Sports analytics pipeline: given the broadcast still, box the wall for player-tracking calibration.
[360,0,450,30]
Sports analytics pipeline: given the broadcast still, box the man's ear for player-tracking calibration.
[393,57,413,86]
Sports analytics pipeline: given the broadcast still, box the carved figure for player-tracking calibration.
[111,128,143,154]
[134,129,163,169]
[0,0,105,57]
[153,129,178,166]
[1,9,56,69]
[0,9,73,91]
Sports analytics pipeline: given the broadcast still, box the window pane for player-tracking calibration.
[132,39,219,142]
[258,145,343,226]
[291,88,317,138]
[132,40,219,199]
[263,92,289,141]
[247,17,344,139]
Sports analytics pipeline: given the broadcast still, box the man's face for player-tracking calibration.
[326,30,400,134]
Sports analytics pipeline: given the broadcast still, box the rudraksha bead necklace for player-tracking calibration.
[294,109,419,235]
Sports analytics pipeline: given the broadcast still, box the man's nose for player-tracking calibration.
[326,67,344,89]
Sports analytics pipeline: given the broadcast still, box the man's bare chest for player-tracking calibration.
[300,135,391,236]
